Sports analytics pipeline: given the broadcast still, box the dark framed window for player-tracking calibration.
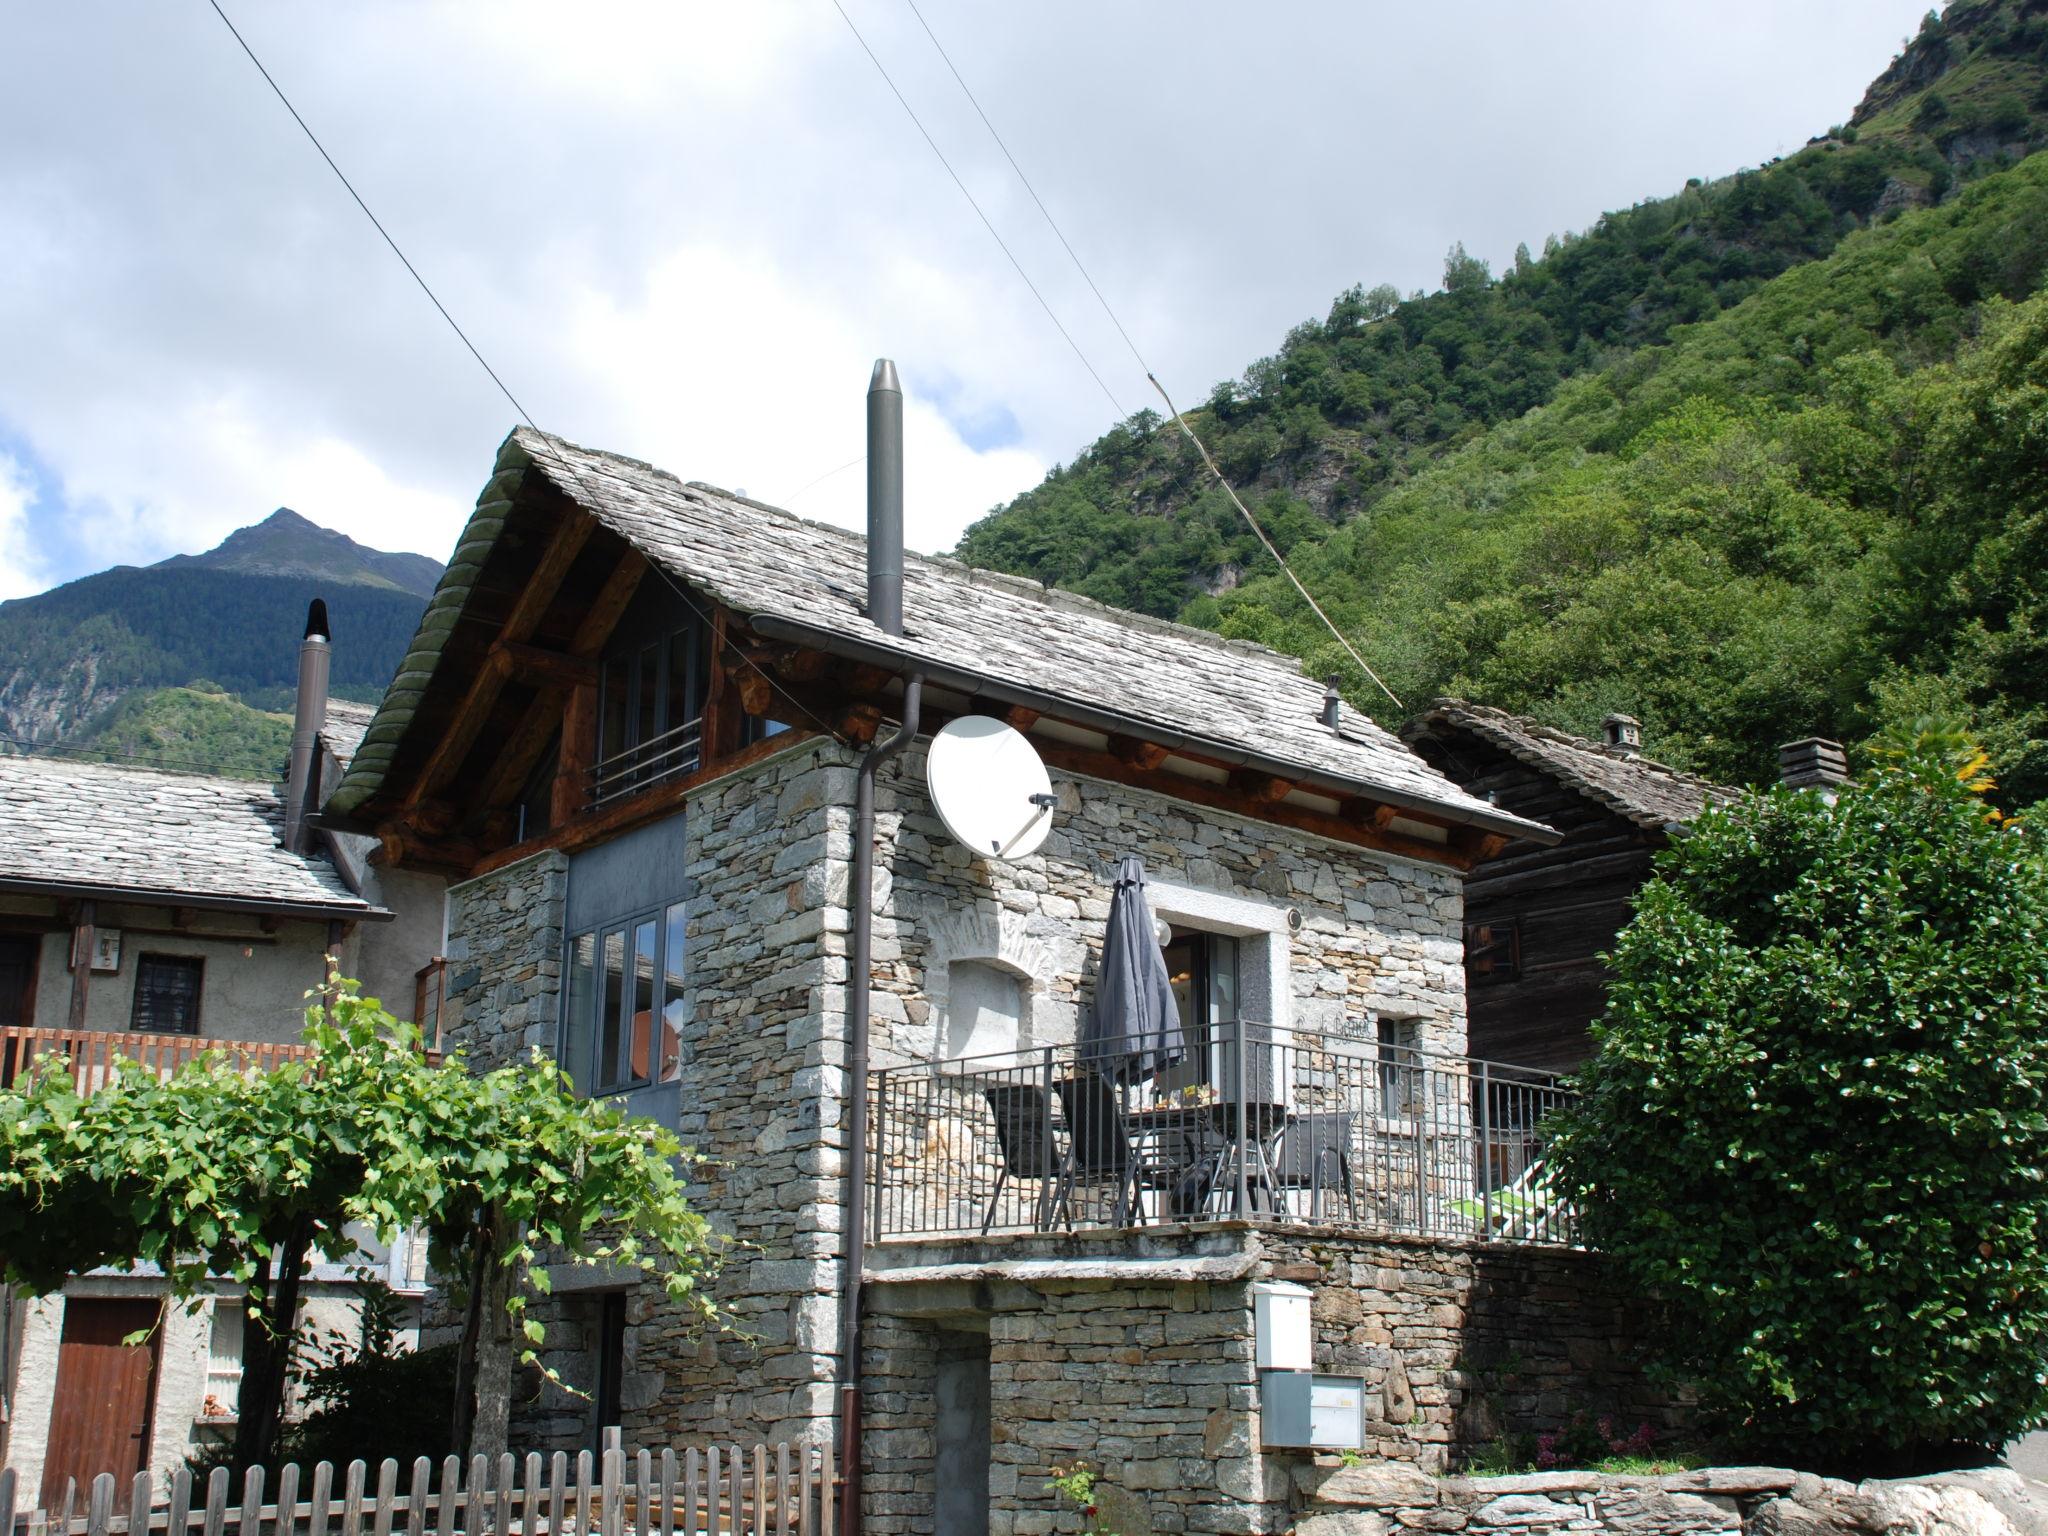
[1464,919,1521,987]
[560,901,688,1096]
[594,618,709,805]
[131,954,204,1035]
[1377,1016,1422,1118]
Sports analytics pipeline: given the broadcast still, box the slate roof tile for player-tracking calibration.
[0,755,376,913]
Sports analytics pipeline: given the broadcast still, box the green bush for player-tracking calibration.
[285,1288,459,1467]
[1550,736,2048,1465]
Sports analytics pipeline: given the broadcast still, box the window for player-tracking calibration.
[1163,928,1240,1082]
[593,616,709,806]
[1465,919,1521,987]
[131,954,203,1034]
[1377,1016,1422,1118]
[560,902,688,1096]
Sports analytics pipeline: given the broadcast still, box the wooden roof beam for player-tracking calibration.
[500,514,595,645]
[570,550,648,658]
[1108,734,1171,772]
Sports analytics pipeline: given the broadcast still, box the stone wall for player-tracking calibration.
[860,1224,1682,1536]
[1291,1463,2048,1536]
[630,737,859,1449]
[440,851,569,1071]
[868,747,1468,1071]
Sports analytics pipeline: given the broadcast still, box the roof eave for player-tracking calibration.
[746,613,1559,845]
[0,875,390,924]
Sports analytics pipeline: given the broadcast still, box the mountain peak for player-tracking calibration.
[157,510,444,598]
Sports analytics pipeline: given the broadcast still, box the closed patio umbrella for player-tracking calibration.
[1081,854,1185,1081]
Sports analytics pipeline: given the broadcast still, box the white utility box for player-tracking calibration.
[1250,1279,1313,1371]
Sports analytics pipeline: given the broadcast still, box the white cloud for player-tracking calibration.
[0,1,1934,591]
[0,455,48,600]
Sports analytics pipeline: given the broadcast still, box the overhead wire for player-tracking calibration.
[780,454,866,506]
[889,0,1404,710]
[0,730,263,779]
[200,0,842,746]
[825,0,1130,420]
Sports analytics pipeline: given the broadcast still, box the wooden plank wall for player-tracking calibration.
[1436,744,1661,1074]
[0,1433,834,1536]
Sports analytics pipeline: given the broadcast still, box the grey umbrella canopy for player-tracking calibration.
[1081,854,1185,1081]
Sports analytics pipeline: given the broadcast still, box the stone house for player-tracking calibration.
[0,616,444,1507]
[325,379,1683,1535]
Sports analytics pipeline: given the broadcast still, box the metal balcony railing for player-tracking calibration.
[868,1020,1577,1246]
[587,717,704,810]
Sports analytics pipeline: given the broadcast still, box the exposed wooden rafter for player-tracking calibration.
[570,552,647,658]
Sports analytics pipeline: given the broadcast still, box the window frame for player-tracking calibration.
[130,953,205,1036]
[559,899,688,1098]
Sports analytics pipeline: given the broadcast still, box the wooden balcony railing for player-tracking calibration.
[0,1024,440,1094]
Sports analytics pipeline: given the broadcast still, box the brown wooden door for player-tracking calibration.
[40,1298,161,1508]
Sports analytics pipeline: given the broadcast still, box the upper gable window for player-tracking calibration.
[593,613,709,808]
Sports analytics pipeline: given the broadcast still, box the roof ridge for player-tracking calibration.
[1425,697,1736,794]
[524,426,1307,676]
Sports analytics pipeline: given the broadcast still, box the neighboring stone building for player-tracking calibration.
[0,619,445,1508]
[1401,702,1743,1074]
[325,398,1690,1534]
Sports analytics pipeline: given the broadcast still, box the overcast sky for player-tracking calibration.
[0,1,1933,599]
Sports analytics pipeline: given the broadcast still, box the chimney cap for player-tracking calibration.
[1779,736,1850,790]
[1602,712,1642,757]
[304,597,330,642]
[869,357,900,395]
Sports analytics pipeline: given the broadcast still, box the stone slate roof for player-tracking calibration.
[0,755,379,916]
[331,429,1549,841]
[320,700,376,772]
[1405,699,1740,831]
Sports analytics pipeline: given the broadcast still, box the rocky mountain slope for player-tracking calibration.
[0,512,440,772]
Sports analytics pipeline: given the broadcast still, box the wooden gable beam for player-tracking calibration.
[501,514,595,644]
[408,645,516,807]
[570,551,647,658]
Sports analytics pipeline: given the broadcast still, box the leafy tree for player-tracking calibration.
[1548,736,2048,1465]
[0,984,723,1464]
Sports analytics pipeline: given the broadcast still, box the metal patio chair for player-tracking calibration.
[981,1083,1062,1234]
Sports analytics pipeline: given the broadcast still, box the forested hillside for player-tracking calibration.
[0,513,438,773]
[954,0,2048,801]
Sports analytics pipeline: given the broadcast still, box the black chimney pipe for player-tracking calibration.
[866,359,904,636]
[283,599,332,854]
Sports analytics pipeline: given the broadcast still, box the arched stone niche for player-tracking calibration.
[924,907,1062,1066]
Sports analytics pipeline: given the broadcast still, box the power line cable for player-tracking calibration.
[898,0,1152,381]
[825,0,1130,420]
[0,731,263,778]
[1146,376,1403,710]
[780,454,866,506]
[204,0,536,430]
[201,1,843,746]
[894,0,1402,710]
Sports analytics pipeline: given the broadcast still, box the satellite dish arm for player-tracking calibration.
[839,670,922,1525]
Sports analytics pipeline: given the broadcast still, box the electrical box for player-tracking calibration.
[1251,1280,1312,1370]
[1259,1369,1367,1450]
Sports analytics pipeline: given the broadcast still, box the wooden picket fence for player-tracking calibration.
[0,1435,834,1536]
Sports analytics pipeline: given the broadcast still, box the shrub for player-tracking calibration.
[1550,734,2048,1465]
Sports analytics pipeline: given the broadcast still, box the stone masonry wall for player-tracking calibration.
[859,1224,1686,1536]
[867,746,1468,1071]
[629,737,860,1449]
[440,851,569,1072]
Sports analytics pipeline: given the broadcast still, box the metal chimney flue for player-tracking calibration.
[283,598,331,855]
[866,358,904,638]
[1321,675,1342,731]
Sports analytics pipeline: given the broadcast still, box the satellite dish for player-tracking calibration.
[926,715,1056,860]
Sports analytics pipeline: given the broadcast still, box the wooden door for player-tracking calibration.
[40,1298,161,1508]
